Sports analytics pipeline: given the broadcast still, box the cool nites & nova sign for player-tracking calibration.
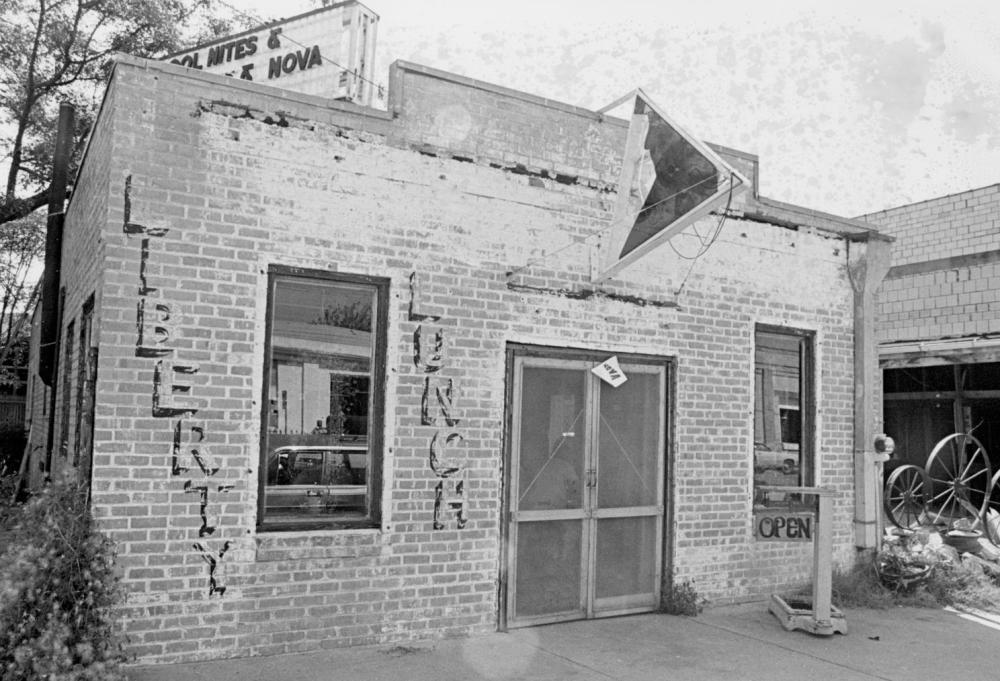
[163,1,379,105]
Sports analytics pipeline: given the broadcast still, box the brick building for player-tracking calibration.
[862,185,1000,470]
[26,50,891,663]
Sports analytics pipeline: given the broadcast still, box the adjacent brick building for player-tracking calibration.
[26,52,890,663]
[862,185,1000,472]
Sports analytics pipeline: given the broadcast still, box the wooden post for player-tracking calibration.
[763,486,847,636]
[812,493,833,626]
[847,237,892,548]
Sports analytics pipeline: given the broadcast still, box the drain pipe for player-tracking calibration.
[39,101,75,475]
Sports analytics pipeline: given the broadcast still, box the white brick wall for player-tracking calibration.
[861,184,1000,344]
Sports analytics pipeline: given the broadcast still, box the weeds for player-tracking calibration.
[664,577,706,616]
[829,535,1000,612]
[0,477,128,680]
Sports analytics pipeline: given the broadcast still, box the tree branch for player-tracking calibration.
[0,188,52,226]
[6,0,48,198]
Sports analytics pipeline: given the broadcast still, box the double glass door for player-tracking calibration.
[506,354,667,626]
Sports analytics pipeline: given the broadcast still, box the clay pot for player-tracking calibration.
[875,559,933,592]
[942,529,982,555]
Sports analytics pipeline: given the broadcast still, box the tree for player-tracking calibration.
[0,0,254,227]
[0,213,42,390]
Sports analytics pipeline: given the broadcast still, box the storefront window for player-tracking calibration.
[753,326,813,508]
[258,268,387,530]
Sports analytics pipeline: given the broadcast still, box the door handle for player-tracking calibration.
[585,469,597,488]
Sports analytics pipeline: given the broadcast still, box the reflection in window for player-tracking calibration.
[753,327,813,508]
[259,272,386,529]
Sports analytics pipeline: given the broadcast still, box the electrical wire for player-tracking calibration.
[669,172,735,261]
[636,172,717,217]
[507,172,734,278]
[671,172,736,298]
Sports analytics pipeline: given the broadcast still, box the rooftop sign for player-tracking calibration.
[163,1,379,106]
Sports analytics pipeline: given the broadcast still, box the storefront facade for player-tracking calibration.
[26,54,887,663]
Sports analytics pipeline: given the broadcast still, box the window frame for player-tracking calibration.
[257,265,389,532]
[752,324,815,500]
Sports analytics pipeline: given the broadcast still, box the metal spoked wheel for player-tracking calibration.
[983,469,1000,545]
[925,433,992,530]
[884,464,931,530]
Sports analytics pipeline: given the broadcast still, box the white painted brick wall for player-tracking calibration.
[862,185,1000,343]
[42,58,859,664]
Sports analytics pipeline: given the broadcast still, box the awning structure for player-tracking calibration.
[880,335,1000,369]
[595,89,749,282]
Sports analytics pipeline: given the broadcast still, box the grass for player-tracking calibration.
[826,536,1000,612]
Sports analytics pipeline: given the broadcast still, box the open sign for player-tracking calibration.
[755,511,813,541]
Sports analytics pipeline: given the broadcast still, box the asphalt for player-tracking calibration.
[128,601,1000,681]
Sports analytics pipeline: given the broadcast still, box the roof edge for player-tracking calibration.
[112,53,393,121]
[858,182,1000,220]
[750,195,892,242]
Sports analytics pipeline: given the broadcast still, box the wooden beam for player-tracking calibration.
[953,365,966,434]
[880,347,1000,369]
[884,390,1000,402]
[848,238,892,549]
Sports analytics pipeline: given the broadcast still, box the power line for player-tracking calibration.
[672,173,736,298]
[507,173,732,278]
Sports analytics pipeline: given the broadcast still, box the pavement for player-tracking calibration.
[128,601,1000,681]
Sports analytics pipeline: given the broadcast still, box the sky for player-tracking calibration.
[240,0,1000,218]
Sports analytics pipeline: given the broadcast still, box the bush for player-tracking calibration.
[664,576,706,616]
[0,464,17,530]
[0,478,127,680]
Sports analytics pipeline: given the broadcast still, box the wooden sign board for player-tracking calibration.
[755,511,814,542]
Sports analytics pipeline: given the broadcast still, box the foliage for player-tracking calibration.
[314,300,372,332]
[830,535,1000,612]
[664,576,706,616]
[0,463,18,531]
[0,478,128,680]
[0,212,43,387]
[920,558,1000,611]
[0,0,256,227]
[831,552,903,609]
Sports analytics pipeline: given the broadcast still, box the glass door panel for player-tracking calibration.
[597,370,662,509]
[517,367,586,511]
[514,520,584,617]
[594,516,658,602]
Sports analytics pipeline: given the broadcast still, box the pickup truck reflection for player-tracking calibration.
[265,446,367,518]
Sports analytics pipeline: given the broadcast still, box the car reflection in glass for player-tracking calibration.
[265,446,367,518]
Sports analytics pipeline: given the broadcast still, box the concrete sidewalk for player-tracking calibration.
[129,602,1000,681]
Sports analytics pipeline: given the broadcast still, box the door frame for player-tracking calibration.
[497,343,676,630]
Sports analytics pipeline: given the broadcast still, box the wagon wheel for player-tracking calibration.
[983,469,1000,545]
[925,433,992,530]
[884,464,931,530]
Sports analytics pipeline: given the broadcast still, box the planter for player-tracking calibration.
[875,559,933,591]
[942,529,982,555]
